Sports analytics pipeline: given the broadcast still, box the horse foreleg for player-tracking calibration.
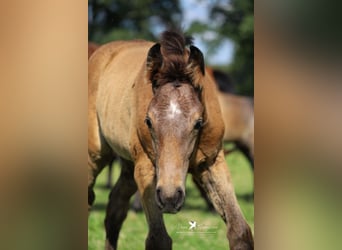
[193,150,254,250]
[134,160,172,250]
[104,158,137,250]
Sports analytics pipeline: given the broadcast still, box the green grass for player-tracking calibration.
[88,149,254,250]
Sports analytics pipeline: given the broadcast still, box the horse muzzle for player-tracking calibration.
[155,186,185,214]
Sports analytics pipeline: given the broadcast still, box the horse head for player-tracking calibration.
[143,31,206,213]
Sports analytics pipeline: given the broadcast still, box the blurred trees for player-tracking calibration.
[88,0,253,96]
[88,0,182,42]
[188,0,254,95]
[213,0,253,95]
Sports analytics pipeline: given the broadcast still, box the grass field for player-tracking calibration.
[88,149,254,250]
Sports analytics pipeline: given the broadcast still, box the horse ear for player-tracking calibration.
[146,43,162,89]
[188,45,205,75]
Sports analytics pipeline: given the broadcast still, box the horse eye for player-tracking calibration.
[194,119,203,130]
[145,117,153,129]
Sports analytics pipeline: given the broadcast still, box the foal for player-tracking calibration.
[88,30,254,250]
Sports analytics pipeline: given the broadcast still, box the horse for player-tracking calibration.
[96,64,254,211]
[88,30,254,250]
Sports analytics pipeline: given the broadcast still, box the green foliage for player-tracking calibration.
[187,0,254,96]
[89,0,182,42]
[211,0,254,96]
[88,0,254,95]
[88,150,254,250]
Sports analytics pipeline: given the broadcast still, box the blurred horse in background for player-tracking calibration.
[88,30,253,250]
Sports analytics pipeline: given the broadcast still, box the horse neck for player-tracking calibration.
[195,77,225,165]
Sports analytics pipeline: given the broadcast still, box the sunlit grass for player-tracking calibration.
[88,149,254,250]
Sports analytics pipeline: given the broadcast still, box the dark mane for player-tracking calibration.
[160,30,193,56]
[156,30,197,87]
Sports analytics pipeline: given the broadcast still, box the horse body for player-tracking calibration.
[88,31,253,250]
[218,92,254,159]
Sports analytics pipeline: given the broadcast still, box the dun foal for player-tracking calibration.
[88,30,254,250]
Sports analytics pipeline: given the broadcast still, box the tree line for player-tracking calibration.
[88,0,253,96]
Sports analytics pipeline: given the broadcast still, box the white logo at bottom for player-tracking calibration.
[188,220,197,230]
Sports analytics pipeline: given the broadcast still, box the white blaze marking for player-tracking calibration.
[168,100,182,118]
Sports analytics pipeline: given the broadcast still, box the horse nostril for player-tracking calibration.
[155,186,185,212]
